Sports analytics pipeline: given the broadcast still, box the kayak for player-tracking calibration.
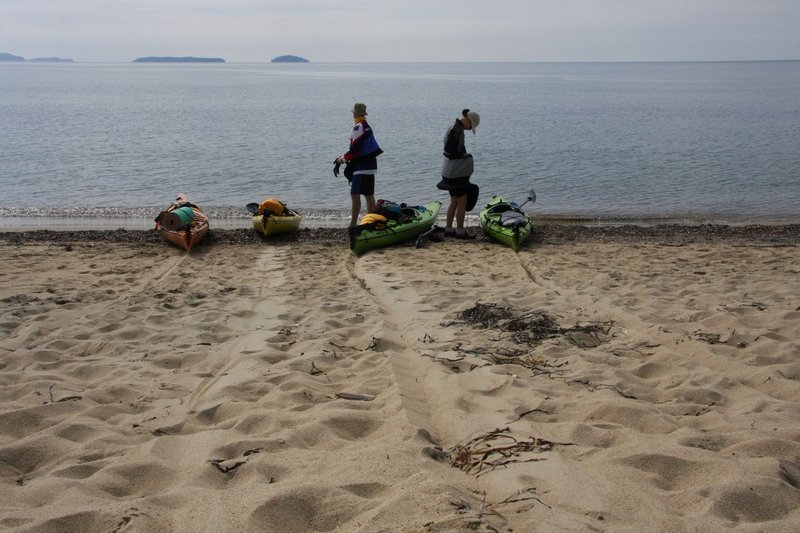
[351,201,442,255]
[251,209,302,237]
[479,195,532,252]
[155,195,209,252]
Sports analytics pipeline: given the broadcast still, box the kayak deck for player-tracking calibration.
[252,210,302,237]
[351,201,442,255]
[479,196,532,252]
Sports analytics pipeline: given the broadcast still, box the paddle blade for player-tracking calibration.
[518,189,537,209]
[246,203,260,214]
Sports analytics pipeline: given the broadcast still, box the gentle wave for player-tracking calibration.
[1,206,795,231]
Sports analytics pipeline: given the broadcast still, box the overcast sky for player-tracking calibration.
[2,0,799,62]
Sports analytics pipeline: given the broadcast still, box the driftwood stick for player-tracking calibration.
[335,392,375,401]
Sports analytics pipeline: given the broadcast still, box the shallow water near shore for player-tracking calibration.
[3,61,800,226]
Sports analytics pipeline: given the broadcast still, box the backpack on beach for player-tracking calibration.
[258,198,287,216]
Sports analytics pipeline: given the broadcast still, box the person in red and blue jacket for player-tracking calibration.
[335,102,383,227]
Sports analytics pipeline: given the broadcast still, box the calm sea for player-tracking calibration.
[2,61,799,228]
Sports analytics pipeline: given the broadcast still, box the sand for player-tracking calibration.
[1,226,799,532]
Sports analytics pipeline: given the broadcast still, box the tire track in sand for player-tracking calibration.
[185,245,290,411]
[352,252,449,444]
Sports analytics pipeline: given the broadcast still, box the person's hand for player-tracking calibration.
[335,156,346,164]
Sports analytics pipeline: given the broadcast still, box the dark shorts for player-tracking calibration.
[437,176,471,197]
[351,174,375,196]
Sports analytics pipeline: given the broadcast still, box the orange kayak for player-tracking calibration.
[155,197,209,252]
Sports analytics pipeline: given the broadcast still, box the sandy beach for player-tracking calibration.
[1,225,799,532]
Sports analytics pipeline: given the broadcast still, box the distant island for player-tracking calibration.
[0,53,73,62]
[271,55,309,63]
[133,57,226,63]
[0,53,26,62]
[30,57,74,63]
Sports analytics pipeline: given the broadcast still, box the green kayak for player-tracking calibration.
[479,195,533,252]
[351,201,442,255]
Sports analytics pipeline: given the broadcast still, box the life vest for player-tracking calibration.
[346,120,382,176]
[358,213,387,229]
[258,198,286,216]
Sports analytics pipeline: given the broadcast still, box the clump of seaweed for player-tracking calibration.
[458,302,514,328]
[458,302,614,348]
[505,311,561,345]
[450,427,556,476]
[693,331,721,344]
[561,321,615,348]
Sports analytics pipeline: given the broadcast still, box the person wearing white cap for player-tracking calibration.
[437,108,481,238]
[335,102,383,228]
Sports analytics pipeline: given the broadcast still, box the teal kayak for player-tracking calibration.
[351,201,442,255]
[479,195,532,252]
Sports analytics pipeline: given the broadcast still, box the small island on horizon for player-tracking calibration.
[0,53,25,61]
[271,55,309,63]
[1,53,74,62]
[133,57,225,63]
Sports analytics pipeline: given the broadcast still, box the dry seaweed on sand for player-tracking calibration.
[457,302,515,328]
[561,321,614,348]
[430,344,559,374]
[693,330,722,344]
[450,427,557,476]
[566,378,639,399]
[484,352,567,376]
[209,448,263,473]
[492,488,552,510]
[504,311,561,345]
[458,302,614,348]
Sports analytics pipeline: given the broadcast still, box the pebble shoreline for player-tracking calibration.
[1,224,798,247]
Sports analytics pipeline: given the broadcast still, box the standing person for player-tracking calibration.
[437,108,480,238]
[335,102,382,228]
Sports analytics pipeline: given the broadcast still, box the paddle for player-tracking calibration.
[415,225,445,248]
[245,203,259,215]
[510,189,536,237]
[517,189,536,209]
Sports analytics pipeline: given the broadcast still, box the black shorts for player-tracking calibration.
[437,176,471,197]
[351,174,375,196]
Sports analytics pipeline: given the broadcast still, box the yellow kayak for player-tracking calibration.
[247,199,302,237]
[251,210,301,236]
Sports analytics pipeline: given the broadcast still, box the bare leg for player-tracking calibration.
[455,195,468,231]
[350,194,361,227]
[446,196,457,230]
[365,195,376,213]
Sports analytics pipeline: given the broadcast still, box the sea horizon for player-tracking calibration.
[4,58,800,64]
